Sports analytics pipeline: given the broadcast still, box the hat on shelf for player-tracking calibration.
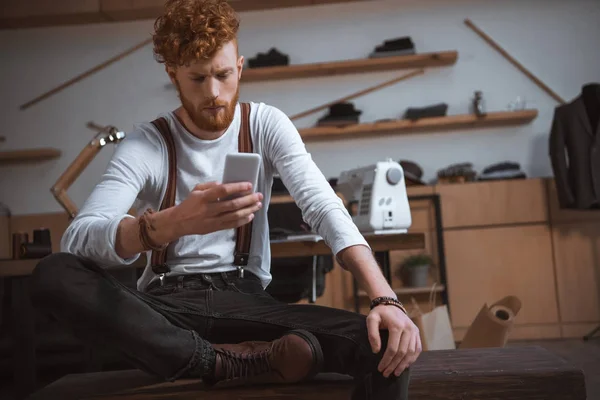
[403,103,448,121]
[369,36,416,58]
[398,160,425,185]
[317,102,362,127]
[248,48,290,68]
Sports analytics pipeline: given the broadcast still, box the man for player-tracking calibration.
[31,0,421,398]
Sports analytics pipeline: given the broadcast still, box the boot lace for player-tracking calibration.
[218,348,272,380]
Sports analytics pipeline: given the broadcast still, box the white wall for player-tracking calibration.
[1,0,599,215]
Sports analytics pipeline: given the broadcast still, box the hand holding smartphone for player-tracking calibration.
[221,153,262,200]
[171,153,263,237]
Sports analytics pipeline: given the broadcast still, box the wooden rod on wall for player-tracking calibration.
[290,68,425,121]
[87,121,111,132]
[20,38,153,110]
[464,18,566,104]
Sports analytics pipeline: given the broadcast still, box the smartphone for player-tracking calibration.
[221,153,262,199]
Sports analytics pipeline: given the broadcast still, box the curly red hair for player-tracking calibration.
[153,0,240,67]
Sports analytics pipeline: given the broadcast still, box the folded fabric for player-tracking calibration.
[478,161,526,181]
[437,162,477,181]
[482,161,521,175]
[248,48,290,68]
[478,170,527,181]
[403,103,448,121]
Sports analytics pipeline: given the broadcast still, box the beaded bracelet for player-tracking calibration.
[370,296,408,315]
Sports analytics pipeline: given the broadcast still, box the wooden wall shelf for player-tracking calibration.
[298,109,538,141]
[242,51,458,83]
[0,148,61,165]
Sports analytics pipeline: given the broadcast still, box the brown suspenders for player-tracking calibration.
[233,103,254,270]
[148,102,254,277]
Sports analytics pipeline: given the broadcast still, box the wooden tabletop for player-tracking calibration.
[0,233,425,278]
[270,232,424,258]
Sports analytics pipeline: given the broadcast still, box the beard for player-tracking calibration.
[175,80,240,133]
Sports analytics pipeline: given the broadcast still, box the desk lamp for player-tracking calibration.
[51,122,125,219]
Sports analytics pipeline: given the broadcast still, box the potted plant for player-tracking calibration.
[399,253,433,287]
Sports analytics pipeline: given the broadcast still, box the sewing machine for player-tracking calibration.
[337,159,412,234]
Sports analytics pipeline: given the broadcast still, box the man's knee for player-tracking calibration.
[30,252,83,303]
[360,328,405,376]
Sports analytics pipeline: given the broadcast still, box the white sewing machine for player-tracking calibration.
[337,159,412,234]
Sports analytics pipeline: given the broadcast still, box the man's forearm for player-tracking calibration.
[338,245,396,300]
[115,207,181,259]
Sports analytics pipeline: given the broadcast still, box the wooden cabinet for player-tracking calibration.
[546,178,600,337]
[389,186,440,293]
[444,225,559,331]
[405,186,437,232]
[552,223,600,326]
[436,179,548,229]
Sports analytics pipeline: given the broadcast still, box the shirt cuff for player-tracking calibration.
[104,214,141,267]
[317,208,371,266]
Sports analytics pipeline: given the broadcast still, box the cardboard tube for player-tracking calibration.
[459,295,522,349]
[489,304,516,323]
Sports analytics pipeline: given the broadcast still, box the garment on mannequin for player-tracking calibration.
[548,82,600,210]
[581,83,600,134]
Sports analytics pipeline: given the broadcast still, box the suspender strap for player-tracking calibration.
[150,117,177,275]
[147,103,254,275]
[234,102,253,267]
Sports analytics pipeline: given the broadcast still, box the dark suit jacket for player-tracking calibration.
[549,95,600,209]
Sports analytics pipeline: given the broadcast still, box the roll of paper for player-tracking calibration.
[459,295,522,349]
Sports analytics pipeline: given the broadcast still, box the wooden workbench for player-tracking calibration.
[27,346,586,400]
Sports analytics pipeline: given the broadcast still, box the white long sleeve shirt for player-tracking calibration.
[61,102,369,292]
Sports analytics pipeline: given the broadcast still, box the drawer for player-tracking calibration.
[436,178,548,228]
